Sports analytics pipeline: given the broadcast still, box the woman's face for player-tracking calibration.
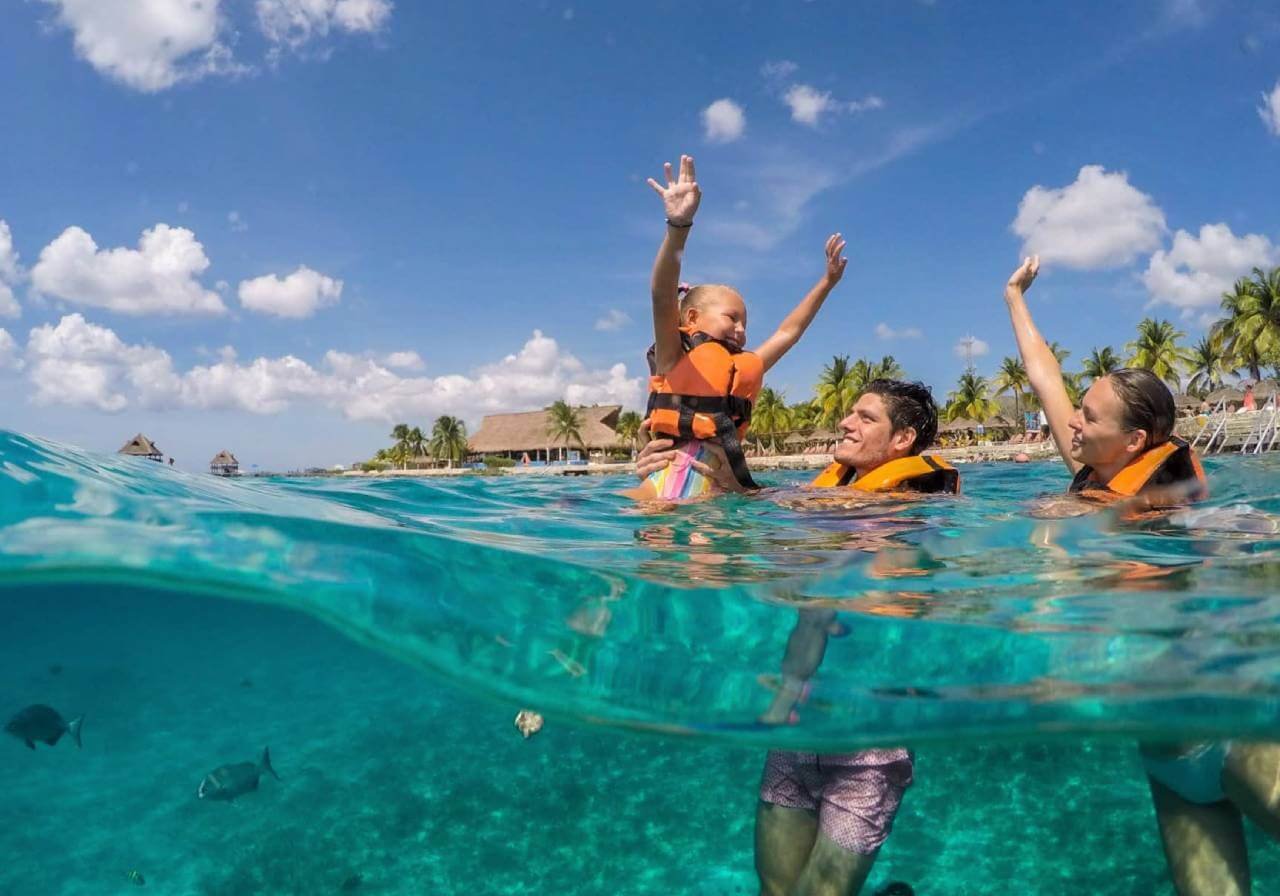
[1067,377,1145,467]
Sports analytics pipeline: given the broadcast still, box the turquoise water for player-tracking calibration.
[5,429,1280,893]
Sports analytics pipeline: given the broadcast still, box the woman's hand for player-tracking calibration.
[646,154,701,226]
[823,233,848,286]
[1005,255,1040,302]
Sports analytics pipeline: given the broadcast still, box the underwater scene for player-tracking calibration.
[6,429,1280,894]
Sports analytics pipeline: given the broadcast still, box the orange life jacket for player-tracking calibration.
[1069,437,1207,503]
[810,454,961,494]
[646,329,764,489]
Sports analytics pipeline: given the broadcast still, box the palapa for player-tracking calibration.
[118,433,163,461]
[468,405,623,455]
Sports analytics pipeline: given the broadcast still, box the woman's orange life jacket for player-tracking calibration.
[646,329,764,489]
[1069,437,1208,503]
[810,454,961,494]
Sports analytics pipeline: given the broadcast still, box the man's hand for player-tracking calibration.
[688,441,746,493]
[1005,255,1040,302]
[635,436,678,478]
[646,154,701,226]
[823,233,848,286]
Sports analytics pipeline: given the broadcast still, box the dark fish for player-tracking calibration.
[197,747,279,801]
[125,869,145,886]
[5,704,83,750]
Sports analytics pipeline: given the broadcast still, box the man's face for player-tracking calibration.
[833,392,917,473]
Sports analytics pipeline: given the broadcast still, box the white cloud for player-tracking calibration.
[238,266,343,318]
[382,350,424,371]
[593,309,632,332]
[40,0,246,92]
[702,98,745,143]
[783,84,884,127]
[1260,80,1280,137]
[30,224,225,316]
[256,0,392,52]
[0,221,21,318]
[700,158,837,251]
[875,322,922,341]
[1143,223,1280,310]
[19,317,642,422]
[0,329,21,371]
[761,60,798,81]
[954,335,989,362]
[1012,165,1166,269]
[26,314,179,412]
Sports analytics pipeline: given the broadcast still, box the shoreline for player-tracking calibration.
[341,440,1061,479]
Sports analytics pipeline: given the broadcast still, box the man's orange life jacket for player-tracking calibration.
[810,454,960,494]
[646,329,764,489]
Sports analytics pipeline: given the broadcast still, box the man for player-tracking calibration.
[636,380,956,896]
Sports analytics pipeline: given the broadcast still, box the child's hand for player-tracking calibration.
[1005,255,1040,302]
[823,233,848,285]
[647,154,701,226]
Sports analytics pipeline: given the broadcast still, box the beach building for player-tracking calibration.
[118,433,163,462]
[209,450,240,477]
[468,404,624,462]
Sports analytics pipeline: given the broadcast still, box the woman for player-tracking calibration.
[1005,255,1280,896]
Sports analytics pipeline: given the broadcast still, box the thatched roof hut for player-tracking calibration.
[939,417,981,433]
[468,405,623,458]
[119,433,163,462]
[210,450,240,477]
[1206,387,1244,406]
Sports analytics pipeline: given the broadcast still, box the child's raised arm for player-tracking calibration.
[754,233,847,372]
[646,154,701,374]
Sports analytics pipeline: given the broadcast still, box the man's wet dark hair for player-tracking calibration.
[862,379,938,454]
[1106,368,1175,449]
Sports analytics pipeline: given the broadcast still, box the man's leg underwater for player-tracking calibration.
[756,801,819,896]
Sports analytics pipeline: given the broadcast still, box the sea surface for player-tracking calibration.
[4,429,1280,894]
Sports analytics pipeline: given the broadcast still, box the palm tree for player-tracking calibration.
[1061,371,1087,406]
[1048,342,1071,365]
[994,356,1029,424]
[1186,331,1234,398]
[865,355,905,383]
[944,371,1000,422]
[429,416,469,468]
[546,400,585,461]
[406,426,426,467]
[788,400,820,432]
[1127,318,1190,389]
[388,443,409,470]
[752,387,790,452]
[814,355,857,429]
[1082,346,1121,382]
[614,410,642,458]
[390,422,412,461]
[1219,267,1280,381]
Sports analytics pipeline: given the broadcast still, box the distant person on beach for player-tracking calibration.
[637,379,957,896]
[625,153,847,502]
[1002,255,1280,896]
[1242,383,1256,412]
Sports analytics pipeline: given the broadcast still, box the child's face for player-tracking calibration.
[686,289,747,349]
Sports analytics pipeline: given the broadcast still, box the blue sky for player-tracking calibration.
[1,0,1278,470]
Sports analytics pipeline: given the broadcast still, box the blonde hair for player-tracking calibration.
[679,284,740,322]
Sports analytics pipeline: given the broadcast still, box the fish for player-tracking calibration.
[196,747,279,801]
[125,870,146,886]
[4,704,83,750]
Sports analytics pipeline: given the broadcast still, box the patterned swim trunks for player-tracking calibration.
[759,748,913,855]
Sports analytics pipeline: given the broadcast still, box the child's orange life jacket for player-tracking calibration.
[645,329,764,489]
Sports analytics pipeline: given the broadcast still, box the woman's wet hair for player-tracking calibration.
[863,379,939,454]
[1105,368,1175,449]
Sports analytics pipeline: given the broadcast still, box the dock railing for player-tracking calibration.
[1191,400,1229,454]
[1241,395,1280,454]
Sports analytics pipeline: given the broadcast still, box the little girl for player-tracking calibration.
[628,153,847,500]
